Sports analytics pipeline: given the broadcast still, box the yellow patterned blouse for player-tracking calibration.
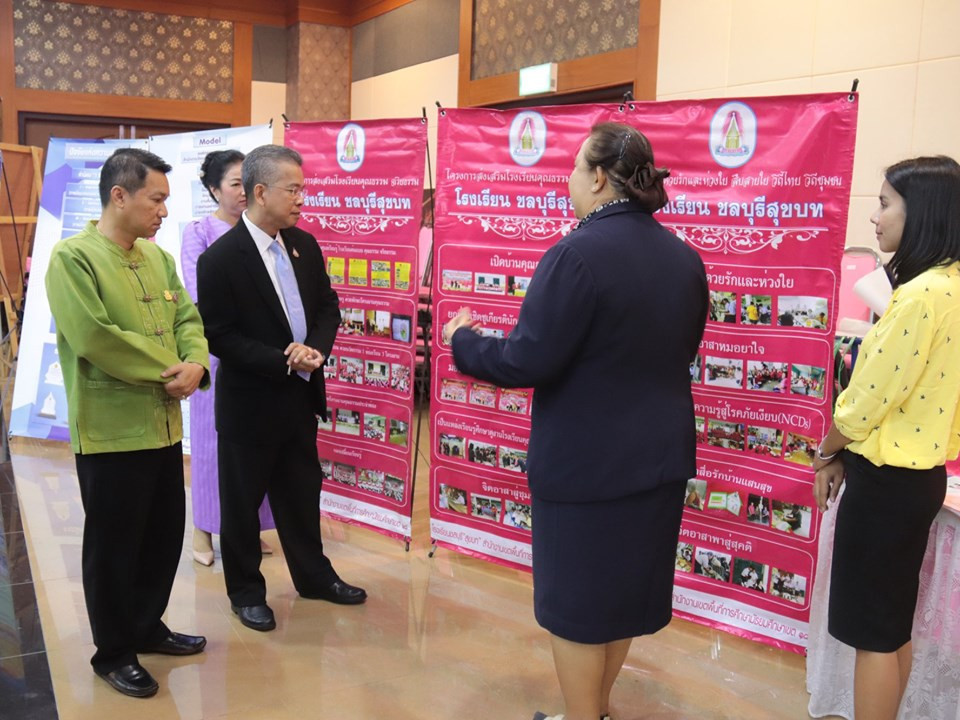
[834,261,960,469]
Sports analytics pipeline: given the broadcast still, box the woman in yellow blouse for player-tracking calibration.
[813,155,960,720]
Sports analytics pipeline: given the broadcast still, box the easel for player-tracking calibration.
[0,141,43,357]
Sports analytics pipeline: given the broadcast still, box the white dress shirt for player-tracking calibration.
[242,211,299,330]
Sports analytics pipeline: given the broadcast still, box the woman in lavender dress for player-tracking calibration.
[182,150,275,565]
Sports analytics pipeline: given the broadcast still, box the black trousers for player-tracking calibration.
[75,443,185,674]
[218,426,336,607]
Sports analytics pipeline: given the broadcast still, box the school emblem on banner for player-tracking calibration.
[509,111,547,167]
[710,101,757,169]
[337,123,366,172]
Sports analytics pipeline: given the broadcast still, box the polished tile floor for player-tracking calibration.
[5,420,837,719]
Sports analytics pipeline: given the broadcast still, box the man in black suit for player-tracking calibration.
[196,145,366,632]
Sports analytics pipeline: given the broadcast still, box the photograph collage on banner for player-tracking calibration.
[286,119,426,541]
[430,95,856,652]
[430,105,611,570]
[640,94,857,653]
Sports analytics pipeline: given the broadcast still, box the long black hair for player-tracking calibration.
[885,155,960,286]
[199,149,245,204]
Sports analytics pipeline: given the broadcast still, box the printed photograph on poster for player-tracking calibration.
[318,408,334,432]
[438,482,468,513]
[391,315,412,343]
[694,548,732,583]
[324,355,338,379]
[471,494,502,523]
[468,439,497,466]
[389,418,409,446]
[499,388,530,414]
[676,542,694,572]
[747,361,788,393]
[790,364,826,399]
[771,500,812,538]
[475,272,507,295]
[366,310,391,338]
[358,469,385,495]
[384,474,405,502]
[695,416,706,443]
[333,462,357,486]
[340,308,364,335]
[778,296,828,329]
[327,257,345,284]
[747,425,783,457]
[707,490,742,516]
[394,262,411,291]
[320,458,332,478]
[684,478,707,511]
[339,356,363,384]
[690,355,702,383]
[349,258,368,286]
[770,567,807,605]
[391,363,411,393]
[335,408,361,435]
[469,382,497,408]
[441,378,468,403]
[784,432,816,466]
[740,294,773,325]
[705,356,744,389]
[746,494,771,526]
[364,414,386,441]
[439,433,466,458]
[503,500,532,531]
[707,419,744,451]
[498,446,528,473]
[442,269,473,292]
[507,275,531,297]
[371,260,392,288]
[709,290,738,323]
[733,559,768,593]
[365,360,390,388]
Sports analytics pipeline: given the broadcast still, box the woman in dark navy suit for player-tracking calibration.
[444,123,708,720]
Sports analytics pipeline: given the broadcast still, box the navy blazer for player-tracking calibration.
[452,201,708,503]
[196,220,340,443]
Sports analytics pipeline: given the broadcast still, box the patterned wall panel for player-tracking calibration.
[471,0,639,80]
[286,22,350,122]
[13,0,234,102]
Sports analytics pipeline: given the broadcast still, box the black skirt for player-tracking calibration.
[531,478,686,644]
[828,451,946,652]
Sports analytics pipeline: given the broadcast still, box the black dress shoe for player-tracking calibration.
[95,663,159,698]
[301,580,367,605]
[231,603,276,631]
[139,632,207,656]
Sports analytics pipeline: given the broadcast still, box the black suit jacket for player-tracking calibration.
[452,202,708,503]
[196,219,340,443]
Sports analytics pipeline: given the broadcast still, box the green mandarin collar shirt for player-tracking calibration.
[45,220,210,454]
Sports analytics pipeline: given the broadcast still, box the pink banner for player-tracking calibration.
[286,119,427,541]
[430,95,857,652]
[430,105,611,569]
[649,94,857,654]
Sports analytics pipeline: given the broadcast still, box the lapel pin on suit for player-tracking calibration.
[292,248,300,258]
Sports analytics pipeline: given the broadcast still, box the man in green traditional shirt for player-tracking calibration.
[46,148,210,699]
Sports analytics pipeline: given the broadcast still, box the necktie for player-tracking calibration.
[269,240,310,381]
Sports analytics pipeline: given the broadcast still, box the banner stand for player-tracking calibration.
[406,109,436,553]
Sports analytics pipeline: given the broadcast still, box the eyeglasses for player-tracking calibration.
[266,184,305,199]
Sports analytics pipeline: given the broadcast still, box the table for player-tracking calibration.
[806,485,960,719]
